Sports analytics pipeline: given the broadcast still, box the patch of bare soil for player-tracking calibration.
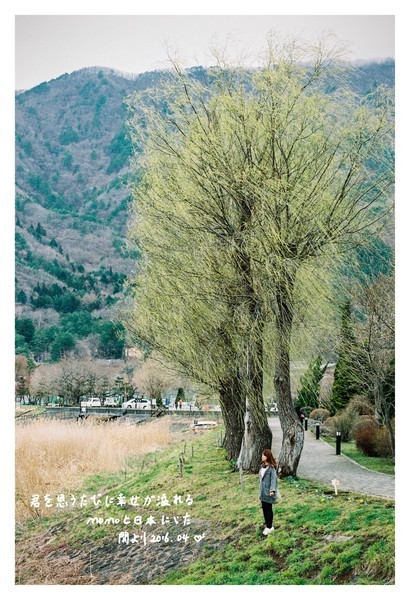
[16,515,231,584]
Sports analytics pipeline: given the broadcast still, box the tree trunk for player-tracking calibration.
[237,330,272,473]
[374,382,396,460]
[274,274,304,477]
[234,203,272,472]
[373,380,384,425]
[237,408,272,473]
[275,358,304,477]
[384,413,395,460]
[219,377,246,461]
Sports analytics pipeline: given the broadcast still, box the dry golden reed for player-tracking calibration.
[15,416,178,522]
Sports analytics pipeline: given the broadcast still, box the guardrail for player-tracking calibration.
[43,406,151,421]
[43,406,223,420]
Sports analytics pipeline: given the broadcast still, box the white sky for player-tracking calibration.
[16,14,394,90]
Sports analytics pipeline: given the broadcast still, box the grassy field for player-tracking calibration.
[322,437,395,475]
[15,417,395,585]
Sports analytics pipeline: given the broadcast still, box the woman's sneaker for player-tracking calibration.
[266,527,275,534]
[262,527,269,535]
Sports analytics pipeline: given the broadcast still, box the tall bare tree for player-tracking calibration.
[351,271,395,456]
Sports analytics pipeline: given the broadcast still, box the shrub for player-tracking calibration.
[324,405,359,441]
[349,396,374,416]
[354,419,393,457]
[352,415,377,439]
[309,408,330,423]
[374,427,393,457]
[300,406,313,417]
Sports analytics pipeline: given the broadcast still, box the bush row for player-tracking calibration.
[301,398,393,458]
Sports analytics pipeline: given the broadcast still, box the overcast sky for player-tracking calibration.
[15,14,394,90]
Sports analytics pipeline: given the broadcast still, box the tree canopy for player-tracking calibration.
[125,37,394,474]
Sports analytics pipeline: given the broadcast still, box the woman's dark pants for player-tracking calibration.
[261,501,273,528]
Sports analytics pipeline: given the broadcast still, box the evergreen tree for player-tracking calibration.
[175,388,185,408]
[35,222,47,238]
[16,289,27,304]
[15,333,30,356]
[98,322,125,358]
[60,311,96,338]
[296,356,327,410]
[15,317,35,344]
[32,326,59,356]
[155,391,164,407]
[330,301,360,414]
[51,332,75,361]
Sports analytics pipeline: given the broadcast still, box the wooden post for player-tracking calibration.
[178,455,184,477]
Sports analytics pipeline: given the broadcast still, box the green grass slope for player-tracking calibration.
[16,425,394,585]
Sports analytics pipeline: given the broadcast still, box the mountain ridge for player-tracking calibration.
[14,60,395,361]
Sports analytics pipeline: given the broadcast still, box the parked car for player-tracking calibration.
[104,398,119,407]
[122,399,156,409]
[80,398,102,407]
[190,420,219,431]
[269,403,279,413]
[138,400,151,410]
[122,400,137,409]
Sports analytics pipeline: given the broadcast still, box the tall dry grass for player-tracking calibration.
[16,416,179,522]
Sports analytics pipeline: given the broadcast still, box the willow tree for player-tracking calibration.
[125,79,272,467]
[124,241,247,459]
[126,37,394,475]
[124,166,250,459]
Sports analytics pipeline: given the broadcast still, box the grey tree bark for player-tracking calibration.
[219,377,246,461]
[274,272,304,477]
[237,327,272,473]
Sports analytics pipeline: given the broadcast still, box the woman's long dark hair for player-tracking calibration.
[262,449,277,469]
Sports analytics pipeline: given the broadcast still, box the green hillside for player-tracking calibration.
[14,61,394,362]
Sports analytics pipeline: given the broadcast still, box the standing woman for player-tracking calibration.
[259,449,278,535]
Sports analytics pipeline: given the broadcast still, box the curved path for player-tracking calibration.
[269,417,395,500]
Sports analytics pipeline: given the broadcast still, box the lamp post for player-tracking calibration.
[336,431,342,455]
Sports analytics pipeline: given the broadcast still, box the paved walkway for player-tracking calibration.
[268,417,395,500]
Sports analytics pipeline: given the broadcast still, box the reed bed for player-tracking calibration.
[15,416,178,521]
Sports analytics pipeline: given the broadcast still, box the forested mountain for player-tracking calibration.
[15,67,168,360]
[14,60,394,362]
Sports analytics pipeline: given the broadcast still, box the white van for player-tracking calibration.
[80,398,102,407]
